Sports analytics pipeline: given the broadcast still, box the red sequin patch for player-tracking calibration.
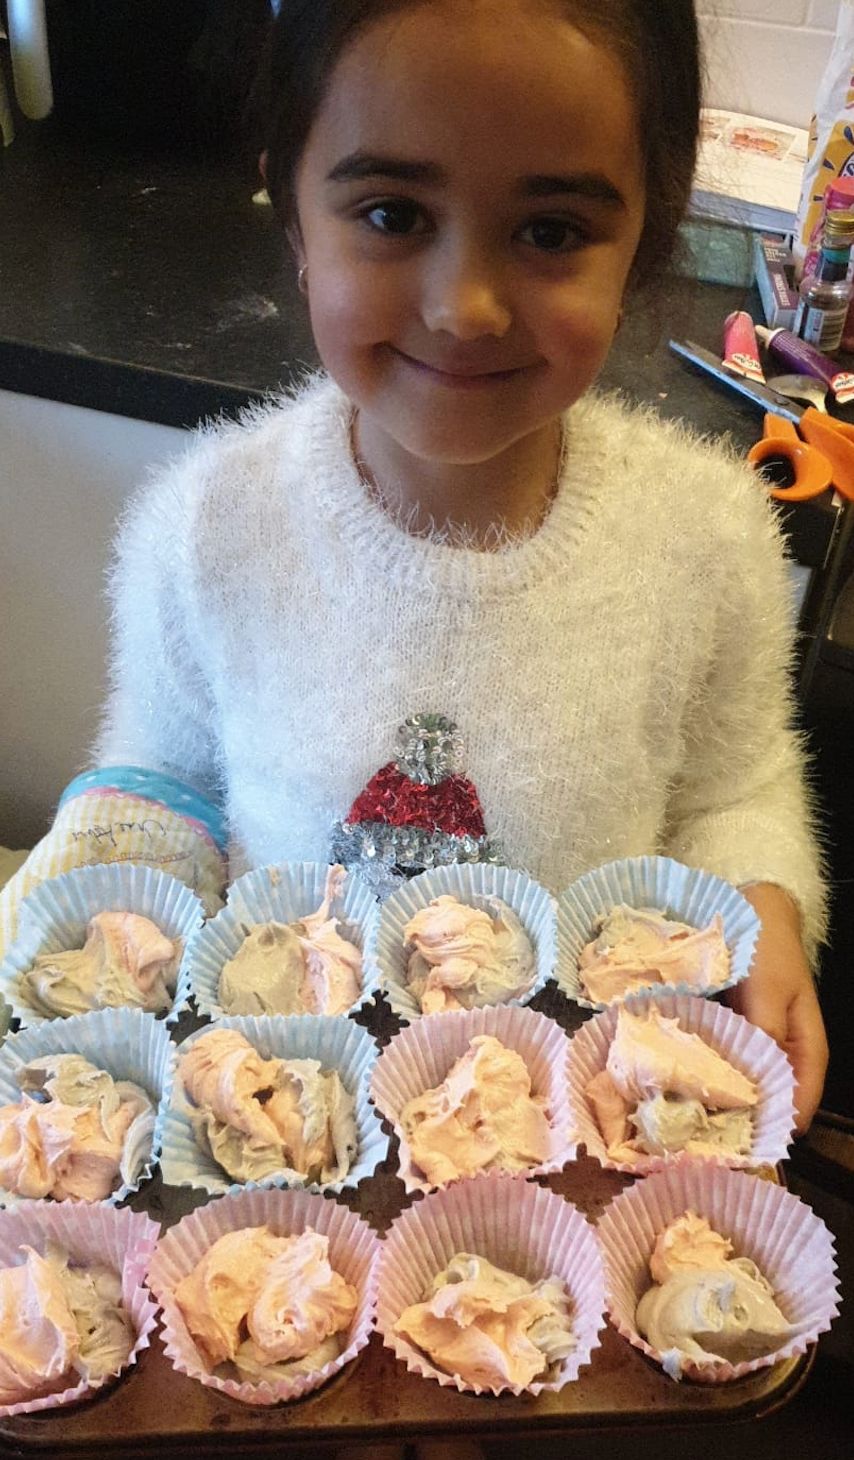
[344,762,486,837]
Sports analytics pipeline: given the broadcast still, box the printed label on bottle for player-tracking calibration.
[795,301,848,349]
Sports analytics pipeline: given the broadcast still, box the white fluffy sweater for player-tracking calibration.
[95,373,825,954]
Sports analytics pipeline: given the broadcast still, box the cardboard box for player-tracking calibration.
[753,234,799,330]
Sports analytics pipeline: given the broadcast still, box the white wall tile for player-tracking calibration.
[697,1,808,22]
[700,15,834,124]
[808,0,840,27]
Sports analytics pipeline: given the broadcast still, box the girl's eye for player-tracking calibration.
[519,217,585,253]
[361,200,429,236]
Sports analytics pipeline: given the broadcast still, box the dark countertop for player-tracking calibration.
[0,121,770,445]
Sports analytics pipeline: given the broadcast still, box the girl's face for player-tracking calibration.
[293,0,646,466]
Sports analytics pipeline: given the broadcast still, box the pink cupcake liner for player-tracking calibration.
[370,1004,576,1193]
[0,1200,160,1417]
[567,992,796,1175]
[146,1185,381,1406]
[376,1173,605,1396]
[597,1162,840,1383]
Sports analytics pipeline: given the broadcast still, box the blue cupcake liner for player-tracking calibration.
[190,862,379,1019]
[1,863,203,1026]
[368,862,557,1022]
[159,1012,388,1197]
[556,855,760,1009]
[0,1006,176,1206]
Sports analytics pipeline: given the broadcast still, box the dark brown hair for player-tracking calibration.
[256,0,701,293]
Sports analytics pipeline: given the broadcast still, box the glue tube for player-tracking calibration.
[756,324,854,405]
[722,311,765,383]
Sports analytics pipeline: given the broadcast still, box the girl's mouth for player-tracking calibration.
[391,348,533,388]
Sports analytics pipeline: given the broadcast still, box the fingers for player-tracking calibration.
[785,984,830,1134]
[723,979,788,1048]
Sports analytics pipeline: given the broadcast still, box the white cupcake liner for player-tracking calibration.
[160,1013,388,1197]
[596,1162,840,1383]
[190,862,379,1019]
[557,856,760,1009]
[376,1173,605,1395]
[567,991,796,1175]
[1,863,203,1026]
[369,863,557,1022]
[370,1004,576,1193]
[0,1199,160,1417]
[146,1185,381,1406]
[0,1008,176,1207]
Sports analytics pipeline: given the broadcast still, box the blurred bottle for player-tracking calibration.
[794,209,854,352]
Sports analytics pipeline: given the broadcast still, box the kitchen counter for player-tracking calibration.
[1,122,767,442]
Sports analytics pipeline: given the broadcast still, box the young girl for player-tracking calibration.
[1,0,828,1131]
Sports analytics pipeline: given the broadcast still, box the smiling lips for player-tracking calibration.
[392,347,536,386]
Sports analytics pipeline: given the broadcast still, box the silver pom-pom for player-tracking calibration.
[395,713,465,785]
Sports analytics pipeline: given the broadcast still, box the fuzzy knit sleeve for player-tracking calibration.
[662,464,827,964]
[93,450,222,802]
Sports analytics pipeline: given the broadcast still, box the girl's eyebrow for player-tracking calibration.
[326,151,626,207]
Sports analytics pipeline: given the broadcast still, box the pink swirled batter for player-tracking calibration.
[178,1028,355,1184]
[173,1225,357,1383]
[23,912,180,1017]
[404,896,535,1014]
[394,1252,575,1391]
[400,1035,553,1185]
[578,906,730,1005]
[585,1006,756,1163]
[218,866,362,1016]
[0,1245,133,1405]
[0,1054,154,1201]
[636,1213,791,1376]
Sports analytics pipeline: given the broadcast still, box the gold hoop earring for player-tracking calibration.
[297,265,308,295]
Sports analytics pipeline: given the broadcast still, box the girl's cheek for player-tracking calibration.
[544,300,617,361]
[312,265,403,339]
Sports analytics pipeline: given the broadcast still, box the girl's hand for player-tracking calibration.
[724,883,829,1134]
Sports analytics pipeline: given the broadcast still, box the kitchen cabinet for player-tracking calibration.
[0,387,185,846]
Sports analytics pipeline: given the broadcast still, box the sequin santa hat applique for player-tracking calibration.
[330,713,503,895]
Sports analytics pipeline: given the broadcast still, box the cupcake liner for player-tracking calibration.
[596,1162,840,1383]
[567,991,796,1175]
[557,856,760,1009]
[147,1185,381,1406]
[376,1173,605,1395]
[1,863,203,1026]
[0,1007,176,1207]
[370,1004,575,1192]
[190,862,379,1019]
[0,1199,160,1417]
[160,1013,388,1197]
[369,863,557,1022]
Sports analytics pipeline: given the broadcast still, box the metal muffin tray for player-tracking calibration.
[0,991,811,1456]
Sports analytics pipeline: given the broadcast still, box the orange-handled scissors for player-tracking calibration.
[748,407,854,503]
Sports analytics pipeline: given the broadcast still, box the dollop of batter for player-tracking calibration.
[218,866,362,1016]
[0,1244,134,1405]
[22,912,180,1018]
[0,1054,155,1201]
[400,1035,553,1185]
[173,1225,357,1384]
[394,1252,575,1391]
[179,1028,356,1185]
[579,906,730,1004]
[636,1213,791,1377]
[585,1005,756,1164]
[404,896,535,1014]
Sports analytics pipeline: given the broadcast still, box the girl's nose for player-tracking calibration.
[421,249,512,340]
